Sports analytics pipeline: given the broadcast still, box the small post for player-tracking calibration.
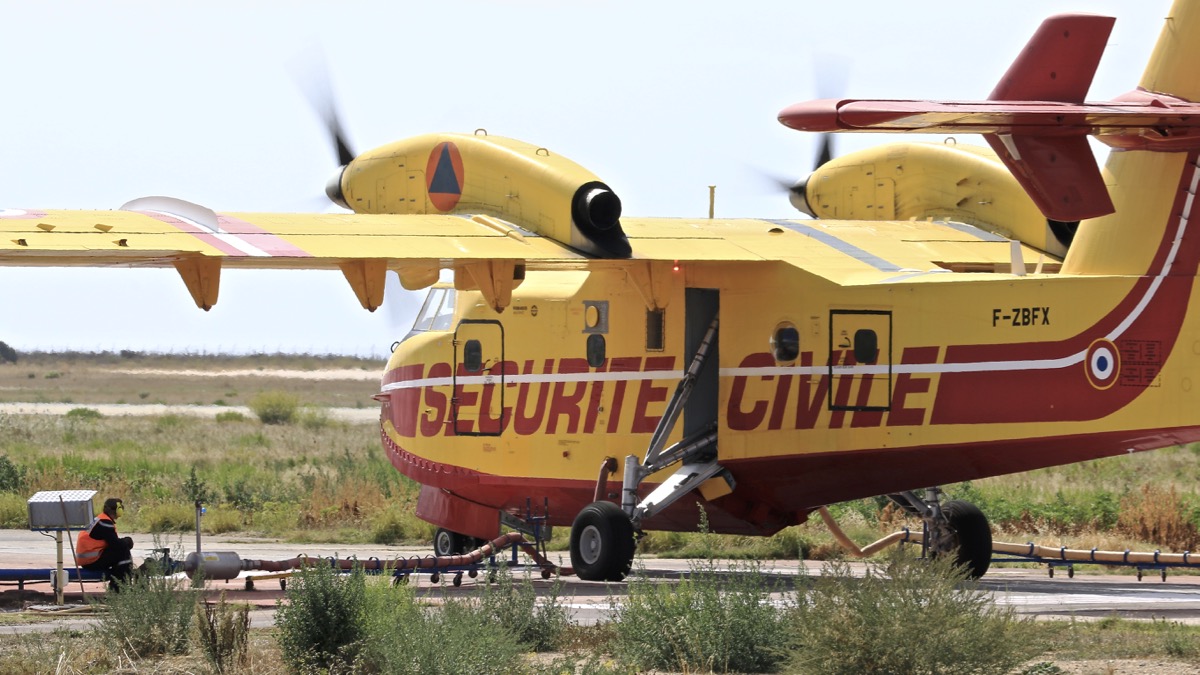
[195,500,203,555]
[707,185,716,219]
[54,532,63,606]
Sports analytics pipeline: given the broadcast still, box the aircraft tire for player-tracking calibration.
[434,528,463,557]
[943,499,992,578]
[570,501,635,582]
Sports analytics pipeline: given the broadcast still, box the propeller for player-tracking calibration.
[775,53,850,217]
[290,47,356,208]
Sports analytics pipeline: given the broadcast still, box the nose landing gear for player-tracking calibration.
[569,501,636,582]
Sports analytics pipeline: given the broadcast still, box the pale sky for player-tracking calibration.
[0,1,1159,356]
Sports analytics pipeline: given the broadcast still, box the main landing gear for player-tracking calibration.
[889,488,992,578]
[433,528,485,557]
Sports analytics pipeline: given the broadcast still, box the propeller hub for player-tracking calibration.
[326,166,349,209]
[789,176,814,217]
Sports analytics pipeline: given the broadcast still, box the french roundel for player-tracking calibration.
[426,142,465,211]
[1085,339,1119,390]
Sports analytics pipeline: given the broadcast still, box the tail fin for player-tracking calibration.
[984,14,1115,222]
[1064,0,1200,276]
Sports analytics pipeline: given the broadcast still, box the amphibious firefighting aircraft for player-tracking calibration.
[5,2,1200,582]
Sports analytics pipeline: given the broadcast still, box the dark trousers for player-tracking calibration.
[82,536,134,582]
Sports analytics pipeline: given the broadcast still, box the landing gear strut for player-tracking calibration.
[891,488,992,578]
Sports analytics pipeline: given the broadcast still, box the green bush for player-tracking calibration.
[92,567,200,658]
[360,580,527,674]
[64,407,101,421]
[477,567,571,652]
[0,454,26,492]
[613,558,790,673]
[214,410,247,423]
[0,493,29,528]
[788,552,1042,675]
[275,563,367,672]
[248,391,300,425]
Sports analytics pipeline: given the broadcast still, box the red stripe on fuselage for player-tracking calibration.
[933,151,1200,424]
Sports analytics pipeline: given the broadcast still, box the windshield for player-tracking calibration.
[411,287,457,333]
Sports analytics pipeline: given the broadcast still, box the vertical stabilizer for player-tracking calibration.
[1063,0,1200,276]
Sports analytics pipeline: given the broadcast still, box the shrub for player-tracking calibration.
[478,567,571,652]
[275,563,367,672]
[92,567,200,658]
[360,580,527,674]
[214,410,247,423]
[613,558,790,673]
[788,552,1042,675]
[299,407,334,430]
[195,593,251,673]
[138,502,195,532]
[249,391,300,425]
[64,407,101,421]
[0,341,17,364]
[1118,483,1199,551]
[0,455,26,493]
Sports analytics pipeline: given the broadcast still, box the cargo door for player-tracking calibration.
[453,319,506,435]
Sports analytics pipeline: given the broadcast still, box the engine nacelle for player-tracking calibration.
[333,133,630,258]
[794,142,1071,258]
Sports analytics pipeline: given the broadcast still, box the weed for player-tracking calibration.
[195,593,251,673]
[137,391,150,399]
[43,371,60,379]
[478,567,571,652]
[275,562,367,672]
[64,407,101,421]
[613,558,790,673]
[92,566,200,658]
[215,410,247,423]
[788,551,1042,675]
[360,579,528,674]
[182,465,213,504]
[249,390,300,425]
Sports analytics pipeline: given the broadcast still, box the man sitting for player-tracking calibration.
[76,497,134,587]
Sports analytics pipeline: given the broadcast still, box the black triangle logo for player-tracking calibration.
[428,144,461,194]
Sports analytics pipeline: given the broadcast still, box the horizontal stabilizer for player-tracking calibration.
[984,133,1113,221]
[989,14,1115,103]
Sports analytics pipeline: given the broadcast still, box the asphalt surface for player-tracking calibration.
[0,530,1196,633]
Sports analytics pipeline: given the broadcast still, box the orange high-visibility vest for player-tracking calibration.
[75,513,114,564]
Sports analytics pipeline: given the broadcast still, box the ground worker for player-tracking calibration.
[76,497,134,587]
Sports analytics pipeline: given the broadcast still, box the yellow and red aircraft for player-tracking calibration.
[5,2,1200,581]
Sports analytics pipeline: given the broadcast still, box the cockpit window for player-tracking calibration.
[412,288,458,333]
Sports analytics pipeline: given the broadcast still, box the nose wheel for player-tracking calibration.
[569,501,635,581]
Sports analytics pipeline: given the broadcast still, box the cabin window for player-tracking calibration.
[772,323,800,363]
[587,334,606,367]
[463,339,483,372]
[646,309,665,351]
[412,288,458,333]
[854,329,878,364]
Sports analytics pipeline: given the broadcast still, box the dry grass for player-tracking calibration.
[0,351,383,408]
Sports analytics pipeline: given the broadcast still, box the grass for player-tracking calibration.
[0,410,427,542]
[0,350,383,408]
